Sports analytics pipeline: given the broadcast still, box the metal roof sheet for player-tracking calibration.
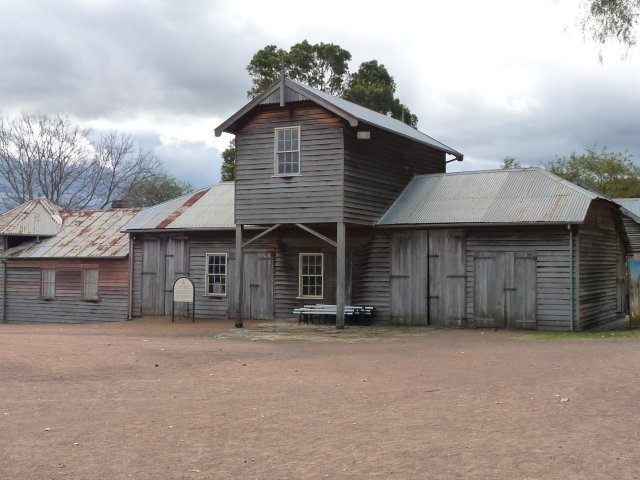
[615,198,640,217]
[378,168,603,226]
[287,79,463,158]
[123,182,235,232]
[215,78,463,159]
[4,208,140,258]
[0,198,64,236]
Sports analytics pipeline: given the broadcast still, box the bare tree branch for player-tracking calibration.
[0,113,162,210]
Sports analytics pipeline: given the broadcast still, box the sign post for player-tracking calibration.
[172,276,195,323]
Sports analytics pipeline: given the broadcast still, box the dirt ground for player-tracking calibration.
[1,318,640,480]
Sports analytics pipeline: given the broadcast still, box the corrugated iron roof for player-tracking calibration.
[0,197,64,236]
[378,168,603,226]
[4,208,140,258]
[615,198,640,217]
[123,182,235,232]
[215,78,463,160]
[287,79,463,158]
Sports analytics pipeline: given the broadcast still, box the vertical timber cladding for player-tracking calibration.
[390,229,466,325]
[241,251,274,320]
[473,251,537,329]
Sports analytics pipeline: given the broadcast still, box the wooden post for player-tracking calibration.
[336,222,346,329]
[235,224,244,328]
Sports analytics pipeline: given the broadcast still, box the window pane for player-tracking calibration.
[41,268,56,298]
[275,127,300,175]
[206,254,227,295]
[300,254,323,298]
[83,268,99,298]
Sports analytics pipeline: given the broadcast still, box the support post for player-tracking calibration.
[235,224,244,328]
[336,222,346,329]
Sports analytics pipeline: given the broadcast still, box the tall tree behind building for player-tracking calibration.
[545,145,640,197]
[221,41,418,180]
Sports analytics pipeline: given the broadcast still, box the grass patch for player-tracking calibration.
[531,329,640,341]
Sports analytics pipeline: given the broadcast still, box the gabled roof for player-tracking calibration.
[0,198,64,236]
[214,77,463,160]
[123,182,235,232]
[378,168,608,226]
[4,208,140,259]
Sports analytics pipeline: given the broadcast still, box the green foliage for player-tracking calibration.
[124,174,192,207]
[501,157,522,169]
[220,138,236,181]
[344,60,418,128]
[545,146,640,197]
[581,0,640,49]
[246,40,351,98]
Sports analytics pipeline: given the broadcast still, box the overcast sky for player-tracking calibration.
[1,0,639,188]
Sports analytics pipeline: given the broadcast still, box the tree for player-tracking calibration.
[0,113,161,210]
[344,60,418,128]
[545,145,640,197]
[501,157,522,169]
[581,0,640,49]
[120,174,192,208]
[246,40,351,98]
[220,139,236,182]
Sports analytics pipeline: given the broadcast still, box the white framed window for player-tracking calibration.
[299,253,323,298]
[274,126,300,176]
[41,268,56,299]
[206,253,227,296]
[82,268,99,300]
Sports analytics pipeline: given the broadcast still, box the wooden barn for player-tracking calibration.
[123,77,628,330]
[378,169,628,330]
[0,198,139,323]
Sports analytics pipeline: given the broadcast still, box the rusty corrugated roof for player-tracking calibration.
[378,168,604,226]
[4,208,141,258]
[123,182,235,232]
[0,198,64,236]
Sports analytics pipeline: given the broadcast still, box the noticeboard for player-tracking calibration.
[172,277,195,323]
[173,277,194,303]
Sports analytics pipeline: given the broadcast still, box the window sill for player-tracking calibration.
[296,296,324,300]
[272,174,302,179]
[82,297,101,303]
[40,296,56,301]
[204,294,227,298]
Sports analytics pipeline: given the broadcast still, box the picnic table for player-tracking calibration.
[293,304,375,325]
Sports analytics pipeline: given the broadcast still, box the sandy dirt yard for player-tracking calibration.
[1,318,640,480]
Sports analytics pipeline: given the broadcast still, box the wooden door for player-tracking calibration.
[506,252,536,329]
[429,230,466,326]
[474,251,536,329]
[241,252,274,320]
[164,238,189,316]
[390,234,412,323]
[141,238,163,315]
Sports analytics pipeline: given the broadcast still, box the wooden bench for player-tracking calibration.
[293,304,375,325]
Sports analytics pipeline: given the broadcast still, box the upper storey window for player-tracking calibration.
[274,126,300,176]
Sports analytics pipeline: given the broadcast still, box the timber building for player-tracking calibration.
[123,77,629,331]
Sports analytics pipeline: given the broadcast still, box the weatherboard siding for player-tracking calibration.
[343,126,446,224]
[465,227,575,331]
[622,216,640,254]
[4,259,129,323]
[577,201,624,329]
[234,103,344,225]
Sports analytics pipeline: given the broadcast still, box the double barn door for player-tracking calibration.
[474,251,536,329]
